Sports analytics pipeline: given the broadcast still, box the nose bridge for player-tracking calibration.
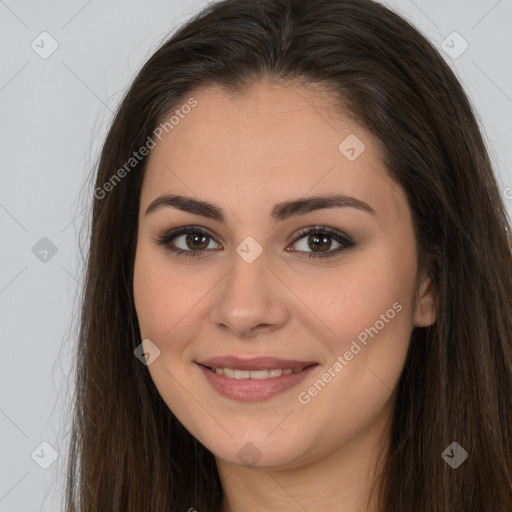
[211,239,288,336]
[222,239,269,307]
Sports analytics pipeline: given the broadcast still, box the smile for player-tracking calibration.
[206,366,305,379]
[196,362,318,402]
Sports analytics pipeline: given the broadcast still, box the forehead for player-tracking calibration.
[141,82,406,223]
[158,81,367,161]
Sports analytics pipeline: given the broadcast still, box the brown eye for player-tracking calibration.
[288,226,355,259]
[156,227,220,258]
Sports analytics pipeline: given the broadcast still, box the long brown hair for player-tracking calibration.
[64,0,512,510]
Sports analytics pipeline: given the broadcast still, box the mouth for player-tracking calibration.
[195,357,319,402]
[198,364,315,380]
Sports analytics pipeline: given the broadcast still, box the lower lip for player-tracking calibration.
[197,363,318,402]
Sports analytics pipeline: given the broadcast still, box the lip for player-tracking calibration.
[196,359,319,402]
[197,356,317,371]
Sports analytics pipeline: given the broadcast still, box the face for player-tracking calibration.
[133,81,436,469]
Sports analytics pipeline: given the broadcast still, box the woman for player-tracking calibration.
[65,0,512,510]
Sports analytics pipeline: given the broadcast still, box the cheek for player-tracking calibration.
[133,248,208,432]
[301,260,413,342]
[349,255,415,370]
[303,249,417,389]
[133,246,211,349]
[133,250,164,340]
[291,256,415,441]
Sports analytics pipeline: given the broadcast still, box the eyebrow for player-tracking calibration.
[144,193,376,222]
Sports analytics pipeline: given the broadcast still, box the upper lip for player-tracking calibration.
[197,356,318,371]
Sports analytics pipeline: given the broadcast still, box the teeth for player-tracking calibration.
[211,367,305,379]
[244,369,270,379]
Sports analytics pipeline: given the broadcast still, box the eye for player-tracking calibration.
[155,226,221,258]
[288,225,355,259]
[155,225,355,259]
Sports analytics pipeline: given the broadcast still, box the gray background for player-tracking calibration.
[0,0,511,510]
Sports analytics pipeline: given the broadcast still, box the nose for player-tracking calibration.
[209,247,290,339]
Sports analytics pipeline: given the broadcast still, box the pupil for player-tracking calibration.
[187,233,208,250]
[310,234,330,252]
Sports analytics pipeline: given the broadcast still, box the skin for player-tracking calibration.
[133,81,436,512]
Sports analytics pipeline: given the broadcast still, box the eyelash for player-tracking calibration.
[154,225,355,260]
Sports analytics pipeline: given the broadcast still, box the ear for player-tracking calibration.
[413,271,436,327]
